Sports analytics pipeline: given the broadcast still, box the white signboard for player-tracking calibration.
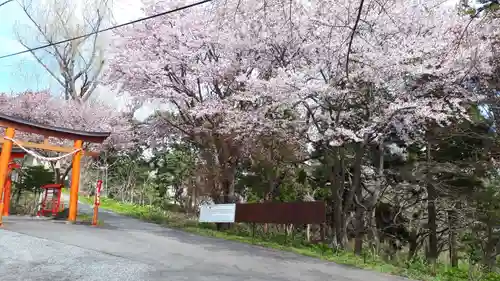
[199,204,236,223]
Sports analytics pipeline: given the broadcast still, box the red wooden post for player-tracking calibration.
[0,127,15,225]
[92,179,103,226]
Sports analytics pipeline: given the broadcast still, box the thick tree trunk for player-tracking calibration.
[483,223,497,272]
[367,142,384,253]
[217,164,237,231]
[330,147,346,248]
[54,167,61,184]
[448,209,458,267]
[354,188,365,255]
[426,142,438,265]
[408,206,424,261]
[351,139,367,255]
[408,229,419,261]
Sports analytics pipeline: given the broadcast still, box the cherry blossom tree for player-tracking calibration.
[107,0,310,207]
[108,0,497,144]
[106,0,498,239]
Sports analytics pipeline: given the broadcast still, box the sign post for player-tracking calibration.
[92,179,102,226]
[198,204,236,223]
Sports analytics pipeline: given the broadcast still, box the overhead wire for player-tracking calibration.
[0,0,13,7]
[0,0,213,60]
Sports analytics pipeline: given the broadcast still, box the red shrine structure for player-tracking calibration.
[37,183,64,217]
[0,113,110,225]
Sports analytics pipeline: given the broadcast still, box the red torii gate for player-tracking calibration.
[1,147,25,216]
[0,113,110,225]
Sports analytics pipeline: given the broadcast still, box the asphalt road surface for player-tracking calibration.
[0,199,412,281]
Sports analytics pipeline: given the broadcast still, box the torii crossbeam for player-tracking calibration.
[0,113,110,225]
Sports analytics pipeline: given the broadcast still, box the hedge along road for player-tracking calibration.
[0,199,412,281]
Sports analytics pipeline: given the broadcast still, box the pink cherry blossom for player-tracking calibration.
[0,91,134,149]
[106,0,496,147]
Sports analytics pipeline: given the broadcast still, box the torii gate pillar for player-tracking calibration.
[2,148,27,217]
[68,140,83,223]
[0,127,15,225]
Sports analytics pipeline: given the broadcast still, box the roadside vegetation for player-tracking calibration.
[78,195,500,281]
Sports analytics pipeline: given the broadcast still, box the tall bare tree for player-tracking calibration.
[14,0,111,102]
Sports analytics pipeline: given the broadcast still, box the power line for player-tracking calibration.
[0,0,13,7]
[0,0,213,60]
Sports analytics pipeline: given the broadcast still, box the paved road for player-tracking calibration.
[0,198,411,281]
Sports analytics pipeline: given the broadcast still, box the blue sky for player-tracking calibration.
[0,3,53,93]
[0,0,165,121]
[0,0,145,95]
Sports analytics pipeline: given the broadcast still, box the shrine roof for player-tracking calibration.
[0,113,111,143]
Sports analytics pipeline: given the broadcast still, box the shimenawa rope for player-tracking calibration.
[3,136,82,162]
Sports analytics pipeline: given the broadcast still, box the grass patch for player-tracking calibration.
[78,195,500,281]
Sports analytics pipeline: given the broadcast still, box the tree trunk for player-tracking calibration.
[53,163,72,185]
[367,208,379,253]
[351,138,367,255]
[330,147,346,249]
[448,208,458,267]
[483,222,497,272]
[31,191,40,215]
[54,166,61,183]
[426,142,438,265]
[408,229,419,261]
[354,184,365,255]
[14,189,22,205]
[367,141,384,253]
[218,146,238,231]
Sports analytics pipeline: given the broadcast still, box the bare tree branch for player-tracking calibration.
[14,0,108,102]
[16,40,65,87]
[345,0,365,79]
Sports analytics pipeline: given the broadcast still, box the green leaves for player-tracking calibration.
[17,165,54,192]
[151,144,196,199]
